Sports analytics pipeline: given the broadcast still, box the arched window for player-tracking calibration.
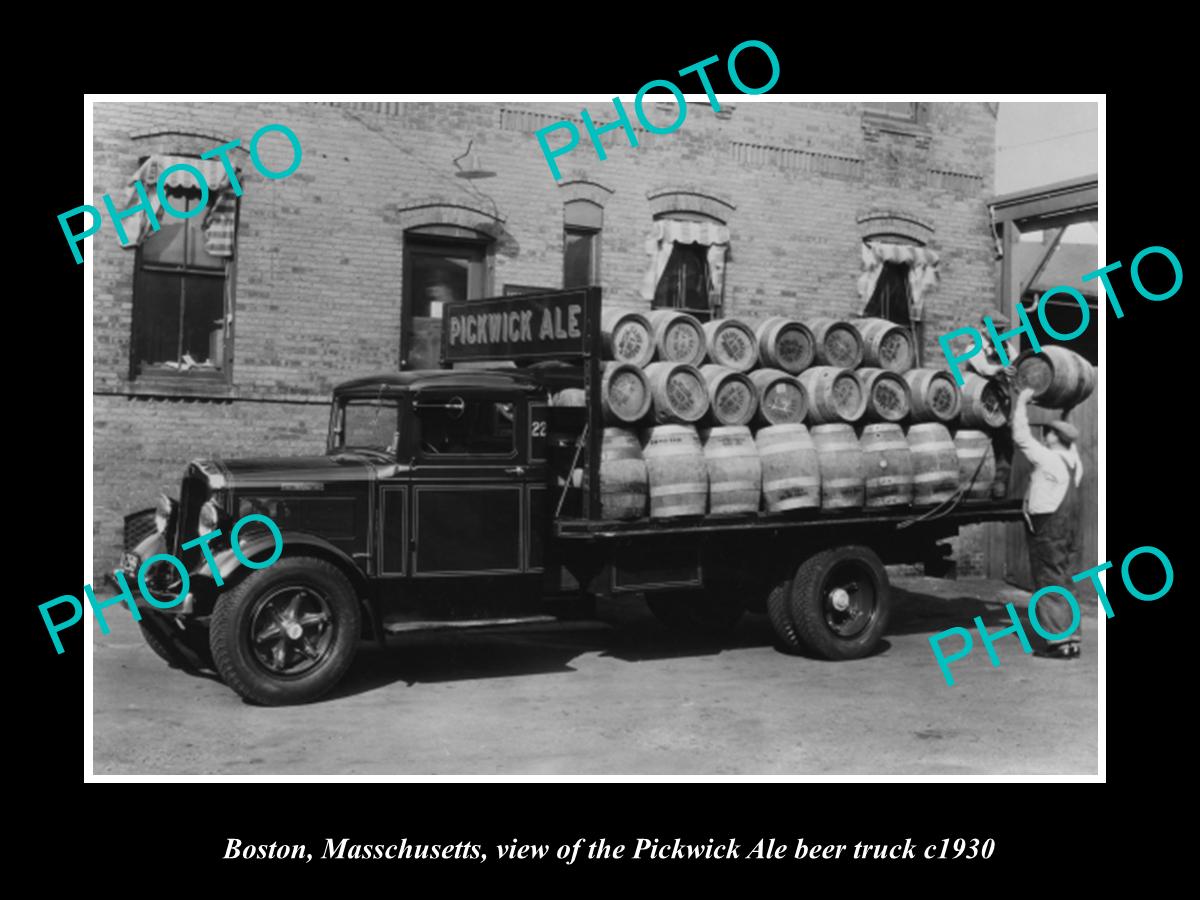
[862,261,913,326]
[401,222,493,369]
[642,213,730,322]
[563,199,602,288]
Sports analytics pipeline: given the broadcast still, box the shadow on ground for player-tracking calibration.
[223,579,1026,704]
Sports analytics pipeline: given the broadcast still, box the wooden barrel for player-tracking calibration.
[1078,359,1097,404]
[646,309,706,366]
[599,428,648,520]
[904,368,962,423]
[700,426,762,515]
[859,423,914,508]
[811,424,865,509]
[1015,346,1096,408]
[907,423,960,506]
[749,368,808,426]
[856,317,915,373]
[599,362,651,425]
[808,317,865,369]
[755,317,816,374]
[700,364,758,427]
[641,425,707,518]
[953,429,995,501]
[799,366,867,424]
[959,372,1009,428]
[755,424,820,512]
[858,367,912,423]
[643,362,710,424]
[600,309,655,368]
[702,318,758,372]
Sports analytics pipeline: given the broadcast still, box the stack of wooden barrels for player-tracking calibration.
[588,308,1095,521]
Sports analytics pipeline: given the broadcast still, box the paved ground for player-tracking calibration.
[92,576,1098,776]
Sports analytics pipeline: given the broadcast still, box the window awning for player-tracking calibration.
[136,156,233,190]
[863,240,939,267]
[651,219,730,246]
[118,154,239,257]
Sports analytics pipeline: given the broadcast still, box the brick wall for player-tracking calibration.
[91,100,998,574]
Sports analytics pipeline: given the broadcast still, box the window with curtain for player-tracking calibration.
[862,260,912,326]
[563,199,602,288]
[131,184,235,380]
[653,243,712,320]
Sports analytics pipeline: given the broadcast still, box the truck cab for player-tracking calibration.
[330,370,561,606]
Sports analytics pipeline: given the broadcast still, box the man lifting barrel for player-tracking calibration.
[1012,387,1084,659]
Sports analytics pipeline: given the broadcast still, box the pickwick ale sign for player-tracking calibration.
[442,289,595,362]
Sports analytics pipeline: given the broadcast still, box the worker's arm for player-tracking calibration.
[1011,388,1057,468]
[1000,339,1020,371]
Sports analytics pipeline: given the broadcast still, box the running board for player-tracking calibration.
[382,615,562,634]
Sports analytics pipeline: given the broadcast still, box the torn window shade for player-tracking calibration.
[117,156,239,258]
[857,240,940,324]
[640,219,730,308]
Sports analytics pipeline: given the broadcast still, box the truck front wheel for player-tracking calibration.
[788,546,890,660]
[209,557,361,706]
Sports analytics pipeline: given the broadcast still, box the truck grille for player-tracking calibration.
[174,471,210,558]
[123,508,157,550]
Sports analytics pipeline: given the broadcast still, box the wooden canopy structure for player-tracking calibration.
[984,174,1098,591]
[991,175,1098,320]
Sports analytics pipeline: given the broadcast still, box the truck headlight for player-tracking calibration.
[154,494,176,534]
[199,499,223,535]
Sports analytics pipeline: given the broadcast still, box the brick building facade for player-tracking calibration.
[91,100,998,574]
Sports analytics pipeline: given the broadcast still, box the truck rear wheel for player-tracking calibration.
[765,576,804,652]
[788,546,890,660]
[646,589,744,636]
[209,557,361,706]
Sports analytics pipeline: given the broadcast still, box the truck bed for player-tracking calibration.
[555,499,1023,540]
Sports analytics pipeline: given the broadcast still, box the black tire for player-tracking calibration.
[138,611,213,671]
[789,545,891,660]
[765,576,803,652]
[646,588,745,637]
[209,557,361,706]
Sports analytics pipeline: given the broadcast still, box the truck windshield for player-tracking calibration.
[336,399,401,453]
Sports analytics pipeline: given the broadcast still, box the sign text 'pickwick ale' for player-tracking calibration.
[442,289,596,362]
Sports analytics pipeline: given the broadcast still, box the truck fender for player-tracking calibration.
[201,530,366,591]
[198,531,380,642]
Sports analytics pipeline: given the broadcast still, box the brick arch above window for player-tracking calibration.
[129,130,244,159]
[392,200,506,232]
[557,179,614,208]
[856,209,935,246]
[392,200,519,256]
[646,188,736,224]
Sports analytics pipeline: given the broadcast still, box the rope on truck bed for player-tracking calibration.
[896,442,994,530]
[555,423,589,519]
